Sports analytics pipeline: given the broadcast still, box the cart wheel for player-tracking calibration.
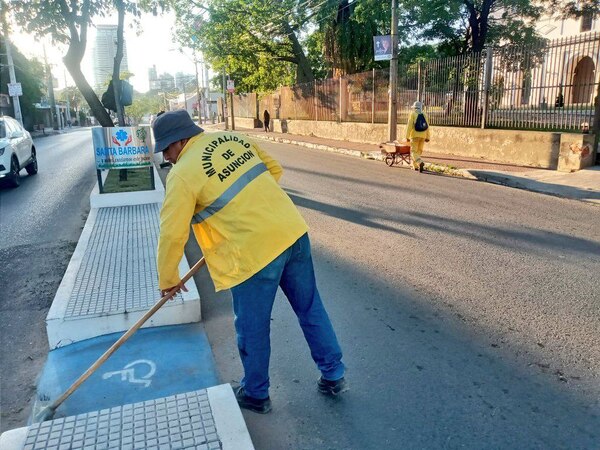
[385,154,395,167]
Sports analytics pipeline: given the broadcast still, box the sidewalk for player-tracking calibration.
[206,124,600,205]
[30,126,84,139]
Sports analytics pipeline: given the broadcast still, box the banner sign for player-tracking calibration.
[373,35,392,61]
[92,126,154,170]
[227,79,235,93]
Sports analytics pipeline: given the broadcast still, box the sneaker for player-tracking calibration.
[234,386,272,414]
[317,377,348,395]
[419,162,424,173]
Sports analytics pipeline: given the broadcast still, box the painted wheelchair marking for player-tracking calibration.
[102,359,157,388]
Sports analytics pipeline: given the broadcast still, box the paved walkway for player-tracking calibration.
[206,124,600,204]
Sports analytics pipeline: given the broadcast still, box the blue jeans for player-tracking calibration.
[231,233,345,399]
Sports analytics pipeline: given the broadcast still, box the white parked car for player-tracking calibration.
[0,116,37,188]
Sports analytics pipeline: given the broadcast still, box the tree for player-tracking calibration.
[57,86,85,113]
[551,0,600,19]
[12,0,163,127]
[316,0,390,76]
[170,0,316,90]
[125,91,163,124]
[12,0,116,126]
[400,0,545,54]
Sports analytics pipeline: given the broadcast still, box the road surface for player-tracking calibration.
[177,135,600,450]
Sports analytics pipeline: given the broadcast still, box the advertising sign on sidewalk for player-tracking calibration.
[373,35,393,61]
[92,126,154,170]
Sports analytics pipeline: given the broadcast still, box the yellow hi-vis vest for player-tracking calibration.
[157,131,309,291]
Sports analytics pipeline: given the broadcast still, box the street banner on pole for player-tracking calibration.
[373,36,393,61]
[7,83,23,96]
[227,80,235,93]
[92,126,154,170]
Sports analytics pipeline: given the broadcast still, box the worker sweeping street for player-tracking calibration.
[152,110,346,414]
[405,101,431,173]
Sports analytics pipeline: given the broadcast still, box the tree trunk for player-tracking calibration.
[282,21,314,83]
[113,0,125,127]
[61,0,113,127]
[113,0,127,181]
[64,58,112,127]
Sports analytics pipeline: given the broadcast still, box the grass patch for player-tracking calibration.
[103,168,154,193]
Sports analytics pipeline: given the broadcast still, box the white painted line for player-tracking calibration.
[208,384,256,450]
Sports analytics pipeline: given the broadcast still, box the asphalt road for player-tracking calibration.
[0,128,96,432]
[2,128,598,448]
[176,135,600,450]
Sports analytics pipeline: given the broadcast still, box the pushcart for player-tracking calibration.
[379,141,411,167]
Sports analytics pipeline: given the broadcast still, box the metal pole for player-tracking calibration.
[223,68,229,130]
[387,0,398,142]
[230,91,236,131]
[417,61,422,102]
[481,48,493,129]
[372,68,376,124]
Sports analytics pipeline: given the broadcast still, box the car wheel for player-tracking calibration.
[25,148,38,175]
[6,156,21,188]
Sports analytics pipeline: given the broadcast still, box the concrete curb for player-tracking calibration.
[90,166,165,208]
[248,132,474,179]
[245,131,600,203]
[46,169,201,348]
[463,170,600,205]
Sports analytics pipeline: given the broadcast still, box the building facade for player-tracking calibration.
[93,25,129,88]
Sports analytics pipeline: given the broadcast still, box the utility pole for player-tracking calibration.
[387,0,398,142]
[63,69,72,125]
[1,11,23,127]
[43,45,59,130]
[193,53,202,125]
[222,67,228,130]
[230,89,235,131]
[204,62,211,124]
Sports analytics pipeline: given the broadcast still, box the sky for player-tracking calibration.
[11,10,200,93]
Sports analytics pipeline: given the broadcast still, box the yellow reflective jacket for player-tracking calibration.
[405,111,431,140]
[157,131,309,292]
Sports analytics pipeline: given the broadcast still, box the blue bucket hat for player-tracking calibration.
[152,109,204,153]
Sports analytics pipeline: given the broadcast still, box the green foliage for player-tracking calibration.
[399,0,545,53]
[125,91,163,124]
[57,86,85,111]
[170,0,315,90]
[318,0,391,75]
[551,0,600,19]
[0,37,45,130]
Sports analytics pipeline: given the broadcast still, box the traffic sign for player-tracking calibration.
[227,80,235,93]
[8,82,22,97]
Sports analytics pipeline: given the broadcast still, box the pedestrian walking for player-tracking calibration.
[405,101,431,173]
[263,109,271,132]
[152,110,346,414]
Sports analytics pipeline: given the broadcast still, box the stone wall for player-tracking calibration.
[230,117,595,170]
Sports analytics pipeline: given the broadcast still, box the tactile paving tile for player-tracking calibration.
[65,204,181,318]
[23,390,221,450]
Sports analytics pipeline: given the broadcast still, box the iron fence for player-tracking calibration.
[236,32,600,132]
